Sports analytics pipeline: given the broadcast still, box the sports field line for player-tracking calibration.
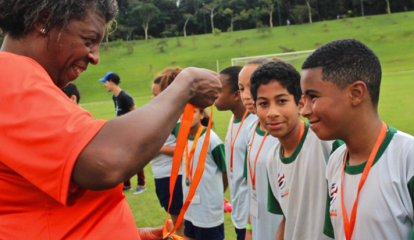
[81,69,413,106]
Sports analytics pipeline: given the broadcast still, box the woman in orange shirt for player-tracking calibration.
[0,1,221,239]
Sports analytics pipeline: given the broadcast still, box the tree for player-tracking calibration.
[204,1,220,33]
[305,0,314,23]
[261,0,276,28]
[385,0,391,14]
[222,8,239,32]
[130,3,161,40]
[249,7,263,28]
[290,4,313,24]
[213,28,221,47]
[183,13,195,38]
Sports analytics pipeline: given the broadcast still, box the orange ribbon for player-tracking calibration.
[247,121,268,191]
[340,122,387,240]
[184,126,204,185]
[162,105,214,240]
[230,110,249,175]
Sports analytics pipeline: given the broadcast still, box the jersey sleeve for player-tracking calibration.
[212,144,226,172]
[267,177,283,215]
[0,57,106,206]
[172,122,181,138]
[243,148,248,179]
[330,140,344,155]
[323,181,335,238]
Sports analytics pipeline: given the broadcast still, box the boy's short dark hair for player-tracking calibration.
[220,66,243,93]
[302,39,382,105]
[62,82,80,104]
[250,61,302,105]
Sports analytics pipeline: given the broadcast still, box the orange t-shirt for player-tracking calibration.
[0,52,140,239]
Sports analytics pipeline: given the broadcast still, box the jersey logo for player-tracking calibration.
[330,183,338,206]
[277,172,286,190]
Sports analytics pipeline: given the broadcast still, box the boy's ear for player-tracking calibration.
[70,95,78,105]
[297,95,305,114]
[233,90,241,102]
[349,81,367,107]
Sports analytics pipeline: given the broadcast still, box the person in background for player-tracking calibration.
[62,82,81,107]
[150,67,185,237]
[100,72,146,194]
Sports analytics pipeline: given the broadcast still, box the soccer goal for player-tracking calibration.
[231,50,315,68]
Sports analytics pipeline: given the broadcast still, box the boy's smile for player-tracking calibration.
[301,68,349,141]
[256,81,302,141]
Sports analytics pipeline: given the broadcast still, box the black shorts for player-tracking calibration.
[184,220,224,240]
[154,176,183,215]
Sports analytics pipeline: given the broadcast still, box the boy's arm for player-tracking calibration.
[159,145,175,156]
[245,215,252,240]
[275,216,285,240]
[211,143,227,192]
[222,172,228,192]
[323,181,335,239]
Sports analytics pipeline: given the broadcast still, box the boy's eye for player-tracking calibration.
[310,95,317,100]
[278,99,288,104]
[239,88,244,92]
[258,102,268,106]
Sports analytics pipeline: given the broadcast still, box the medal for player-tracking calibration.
[185,177,190,186]
[229,171,233,179]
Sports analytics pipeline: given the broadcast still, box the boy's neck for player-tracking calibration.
[279,119,303,157]
[232,103,247,119]
[189,123,202,138]
[344,116,383,166]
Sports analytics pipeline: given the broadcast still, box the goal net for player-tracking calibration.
[231,50,315,69]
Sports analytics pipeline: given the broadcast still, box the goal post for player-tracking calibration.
[231,50,315,69]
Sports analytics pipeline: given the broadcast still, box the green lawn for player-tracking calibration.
[80,11,414,239]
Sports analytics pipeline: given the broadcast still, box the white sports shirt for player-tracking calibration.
[243,120,283,240]
[225,112,258,229]
[324,126,413,240]
[182,128,227,228]
[267,122,343,240]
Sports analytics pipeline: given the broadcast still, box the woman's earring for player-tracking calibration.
[40,28,46,34]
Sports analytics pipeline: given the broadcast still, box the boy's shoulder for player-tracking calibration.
[392,129,414,147]
[208,129,223,146]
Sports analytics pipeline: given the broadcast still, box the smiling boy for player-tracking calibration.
[250,61,343,240]
[301,39,413,240]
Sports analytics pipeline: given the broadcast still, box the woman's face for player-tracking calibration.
[41,11,105,88]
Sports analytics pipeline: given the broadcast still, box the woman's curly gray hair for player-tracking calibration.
[0,0,118,39]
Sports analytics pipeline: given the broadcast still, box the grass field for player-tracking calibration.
[80,11,414,239]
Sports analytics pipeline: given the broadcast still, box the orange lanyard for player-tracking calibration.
[230,110,249,174]
[163,105,213,240]
[281,121,305,156]
[340,122,387,240]
[247,121,268,192]
[184,126,204,185]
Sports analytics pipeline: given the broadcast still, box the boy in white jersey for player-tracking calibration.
[242,119,283,240]
[215,65,257,240]
[250,61,343,240]
[301,39,413,240]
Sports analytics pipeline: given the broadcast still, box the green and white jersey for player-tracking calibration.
[150,132,177,179]
[225,113,258,229]
[324,126,414,240]
[181,128,227,228]
[243,120,283,240]
[267,122,343,240]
